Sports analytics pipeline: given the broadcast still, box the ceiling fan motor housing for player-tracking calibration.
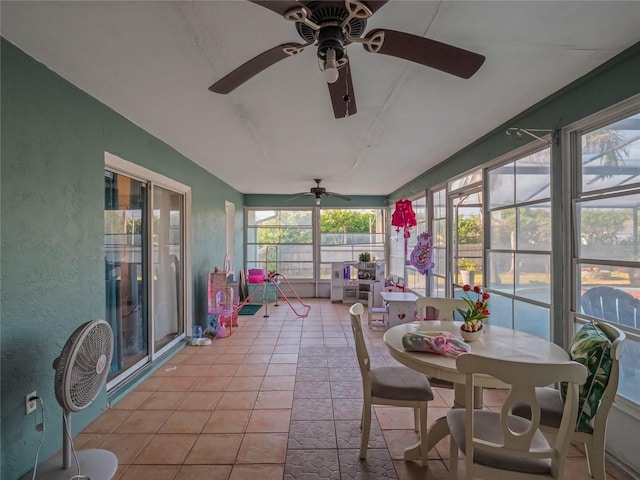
[317,25,346,61]
[295,2,368,61]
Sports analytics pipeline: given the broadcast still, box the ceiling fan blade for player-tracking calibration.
[248,1,302,16]
[328,62,357,118]
[287,192,314,201]
[325,192,352,201]
[363,29,485,79]
[209,43,305,94]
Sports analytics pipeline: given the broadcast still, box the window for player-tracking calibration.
[405,196,427,293]
[571,105,640,404]
[487,148,552,339]
[429,188,447,296]
[246,209,313,279]
[319,208,385,280]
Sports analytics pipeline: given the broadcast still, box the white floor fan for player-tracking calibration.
[25,320,118,480]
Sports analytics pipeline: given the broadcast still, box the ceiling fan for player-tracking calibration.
[209,0,485,118]
[291,179,352,205]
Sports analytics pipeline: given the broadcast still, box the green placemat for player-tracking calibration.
[238,304,262,315]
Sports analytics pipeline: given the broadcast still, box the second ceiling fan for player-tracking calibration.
[209,0,486,118]
[291,179,351,205]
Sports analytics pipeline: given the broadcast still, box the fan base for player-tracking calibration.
[22,448,118,480]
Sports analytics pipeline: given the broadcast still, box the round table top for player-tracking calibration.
[380,291,419,302]
[383,321,569,388]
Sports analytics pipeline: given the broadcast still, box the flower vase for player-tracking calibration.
[460,325,483,342]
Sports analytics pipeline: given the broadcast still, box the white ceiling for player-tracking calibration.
[2,1,639,197]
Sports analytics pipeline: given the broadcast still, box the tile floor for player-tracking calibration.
[76,299,634,479]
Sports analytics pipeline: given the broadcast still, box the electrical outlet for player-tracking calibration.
[25,391,37,415]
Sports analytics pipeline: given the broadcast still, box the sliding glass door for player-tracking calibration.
[104,171,149,382]
[152,185,184,352]
[105,158,189,388]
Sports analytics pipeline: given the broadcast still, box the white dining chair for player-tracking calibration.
[349,303,434,465]
[415,296,467,321]
[414,297,468,391]
[512,321,625,480]
[367,290,388,328]
[446,353,587,480]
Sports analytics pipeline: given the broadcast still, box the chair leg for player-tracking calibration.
[419,402,429,467]
[449,435,459,479]
[360,402,372,459]
[584,439,606,480]
[413,407,420,433]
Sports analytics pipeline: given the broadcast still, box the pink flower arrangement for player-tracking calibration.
[457,285,490,332]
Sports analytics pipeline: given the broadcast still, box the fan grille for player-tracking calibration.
[54,320,114,412]
[296,4,367,43]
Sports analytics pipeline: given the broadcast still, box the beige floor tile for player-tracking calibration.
[115,409,173,433]
[382,429,440,461]
[229,464,284,480]
[119,465,180,480]
[112,391,153,410]
[159,410,211,434]
[175,464,233,480]
[216,353,245,364]
[236,433,288,463]
[242,353,273,364]
[73,432,109,449]
[184,353,220,365]
[157,376,198,392]
[274,344,300,354]
[184,433,243,464]
[482,387,509,407]
[374,406,417,430]
[134,434,197,464]
[246,409,291,433]
[270,353,299,363]
[202,410,251,433]
[216,391,259,410]
[224,345,252,354]
[191,376,232,391]
[265,364,297,376]
[260,375,295,391]
[234,363,268,377]
[99,433,154,464]
[255,390,294,409]
[136,376,167,392]
[177,391,223,410]
[83,409,133,433]
[226,376,264,391]
[79,300,619,480]
[246,345,275,354]
[139,391,186,410]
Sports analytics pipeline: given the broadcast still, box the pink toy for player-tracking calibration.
[401,331,471,357]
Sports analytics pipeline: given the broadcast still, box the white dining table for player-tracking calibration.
[383,320,570,461]
[379,291,420,327]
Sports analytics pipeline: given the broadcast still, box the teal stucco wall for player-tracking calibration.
[1,39,244,479]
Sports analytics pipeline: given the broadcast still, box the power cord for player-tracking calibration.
[31,396,45,480]
[28,395,91,480]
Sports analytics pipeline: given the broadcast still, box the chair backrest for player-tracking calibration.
[590,321,625,430]
[349,303,371,387]
[416,297,467,321]
[457,353,587,476]
[581,286,639,328]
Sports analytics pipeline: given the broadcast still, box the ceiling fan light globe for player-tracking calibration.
[324,65,340,83]
[315,197,321,206]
